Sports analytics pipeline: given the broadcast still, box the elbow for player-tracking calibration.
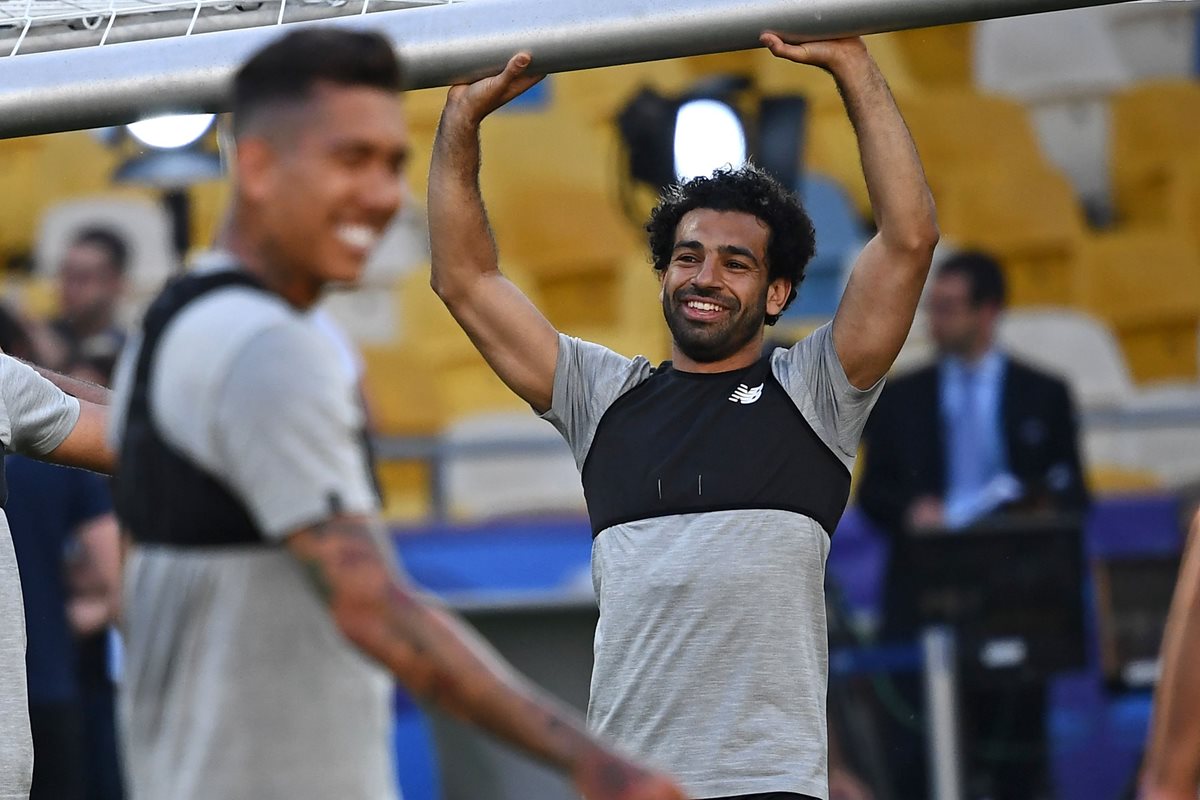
[885,219,939,267]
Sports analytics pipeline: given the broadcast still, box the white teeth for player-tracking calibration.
[686,300,722,312]
[336,224,378,251]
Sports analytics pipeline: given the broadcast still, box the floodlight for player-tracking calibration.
[127,113,215,150]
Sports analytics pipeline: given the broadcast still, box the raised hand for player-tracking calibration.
[760,31,868,73]
[444,52,545,126]
[574,748,689,800]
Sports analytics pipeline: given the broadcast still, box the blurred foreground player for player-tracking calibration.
[108,29,686,800]
[429,35,937,799]
[1140,509,1200,800]
[0,339,112,797]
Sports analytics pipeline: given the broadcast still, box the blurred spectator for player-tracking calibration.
[0,303,124,800]
[858,250,1090,800]
[49,228,129,379]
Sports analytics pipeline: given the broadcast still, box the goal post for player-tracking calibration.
[0,0,1136,139]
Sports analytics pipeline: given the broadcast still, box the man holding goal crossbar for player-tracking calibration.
[108,28,686,800]
[429,35,937,800]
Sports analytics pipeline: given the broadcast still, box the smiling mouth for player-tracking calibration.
[335,224,380,252]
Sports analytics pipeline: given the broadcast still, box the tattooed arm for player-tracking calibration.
[286,515,687,800]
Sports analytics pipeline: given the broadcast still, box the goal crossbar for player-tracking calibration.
[0,0,1135,138]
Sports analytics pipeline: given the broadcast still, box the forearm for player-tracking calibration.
[360,589,604,772]
[27,361,112,405]
[428,107,501,304]
[830,48,936,252]
[1143,517,1200,794]
[293,521,609,778]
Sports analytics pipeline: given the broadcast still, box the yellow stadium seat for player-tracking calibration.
[555,58,696,125]
[935,165,1087,306]
[477,111,645,275]
[899,89,1048,197]
[0,137,47,266]
[1077,231,1200,383]
[1111,80,1200,229]
[889,24,975,89]
[360,345,440,523]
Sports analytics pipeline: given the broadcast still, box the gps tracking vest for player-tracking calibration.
[114,270,379,547]
[580,353,852,537]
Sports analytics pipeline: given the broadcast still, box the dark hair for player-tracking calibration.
[645,164,815,325]
[232,28,403,138]
[936,250,1007,309]
[71,226,129,275]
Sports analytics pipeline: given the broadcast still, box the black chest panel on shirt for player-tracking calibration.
[580,355,851,537]
[114,270,378,548]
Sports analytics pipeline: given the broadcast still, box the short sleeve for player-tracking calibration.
[770,322,884,463]
[0,354,81,457]
[539,334,652,470]
[210,324,377,540]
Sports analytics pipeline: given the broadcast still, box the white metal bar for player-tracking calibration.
[0,0,1136,138]
[922,626,966,800]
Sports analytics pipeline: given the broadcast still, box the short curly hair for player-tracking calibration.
[646,164,816,325]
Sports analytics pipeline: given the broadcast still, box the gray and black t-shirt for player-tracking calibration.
[0,355,81,800]
[108,269,393,800]
[541,323,881,800]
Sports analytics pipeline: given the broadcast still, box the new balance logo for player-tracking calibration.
[728,383,763,404]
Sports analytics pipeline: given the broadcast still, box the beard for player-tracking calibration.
[663,285,767,364]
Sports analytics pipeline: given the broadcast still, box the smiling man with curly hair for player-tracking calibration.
[429,33,938,800]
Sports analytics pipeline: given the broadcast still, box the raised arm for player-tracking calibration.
[1140,511,1200,800]
[287,516,686,800]
[429,54,561,413]
[762,35,938,389]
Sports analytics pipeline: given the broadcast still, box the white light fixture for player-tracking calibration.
[127,113,215,150]
[673,98,747,183]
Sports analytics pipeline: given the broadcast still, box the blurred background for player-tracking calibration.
[3,2,1200,798]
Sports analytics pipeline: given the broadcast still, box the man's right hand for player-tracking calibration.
[574,747,689,800]
[443,52,544,127]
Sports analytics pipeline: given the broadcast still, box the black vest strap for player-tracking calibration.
[115,270,275,547]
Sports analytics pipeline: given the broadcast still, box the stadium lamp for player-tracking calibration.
[113,112,224,257]
[617,79,807,192]
[127,113,215,150]
[673,98,748,183]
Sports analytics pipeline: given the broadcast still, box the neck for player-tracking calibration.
[218,206,321,309]
[949,336,995,367]
[670,333,765,374]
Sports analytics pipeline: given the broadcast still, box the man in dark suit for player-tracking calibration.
[858,250,1090,800]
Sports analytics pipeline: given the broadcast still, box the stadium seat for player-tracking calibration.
[1076,231,1200,384]
[974,9,1128,216]
[783,173,866,320]
[889,24,975,89]
[554,58,696,125]
[361,345,442,522]
[1111,80,1200,233]
[998,307,1200,490]
[898,89,1050,198]
[935,165,1087,307]
[441,411,585,522]
[1104,0,1200,80]
[476,110,644,276]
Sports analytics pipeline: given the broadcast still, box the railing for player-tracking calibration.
[375,402,1200,521]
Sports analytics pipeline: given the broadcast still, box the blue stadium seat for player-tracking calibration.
[785,173,866,319]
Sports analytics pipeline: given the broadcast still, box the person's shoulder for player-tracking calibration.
[1004,355,1070,394]
[159,285,299,365]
